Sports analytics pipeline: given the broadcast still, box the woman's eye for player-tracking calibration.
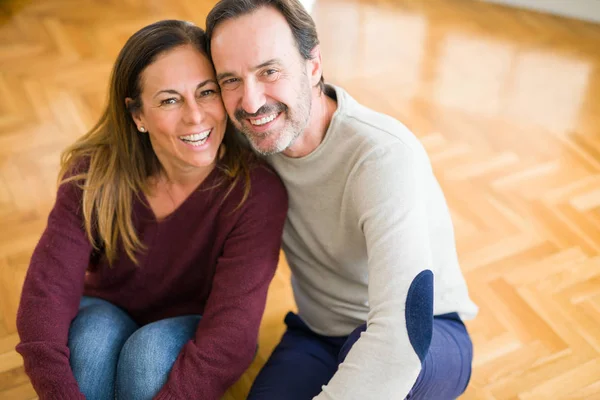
[161,98,178,105]
[199,89,215,97]
[265,69,277,75]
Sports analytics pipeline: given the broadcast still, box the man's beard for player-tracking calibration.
[233,78,312,156]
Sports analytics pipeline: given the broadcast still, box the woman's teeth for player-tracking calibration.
[250,113,278,126]
[180,130,211,146]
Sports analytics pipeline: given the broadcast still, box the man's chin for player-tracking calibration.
[246,133,289,156]
[248,139,282,156]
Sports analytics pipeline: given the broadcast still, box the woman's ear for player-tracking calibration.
[125,97,144,131]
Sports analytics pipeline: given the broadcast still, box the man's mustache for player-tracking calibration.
[235,103,287,121]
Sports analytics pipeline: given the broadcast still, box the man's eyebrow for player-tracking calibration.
[255,58,282,70]
[197,79,218,88]
[216,71,235,82]
[152,80,216,98]
[216,58,283,82]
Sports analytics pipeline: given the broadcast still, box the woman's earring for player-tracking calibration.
[139,126,146,132]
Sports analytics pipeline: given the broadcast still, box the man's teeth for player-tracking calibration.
[250,113,277,126]
[181,130,210,146]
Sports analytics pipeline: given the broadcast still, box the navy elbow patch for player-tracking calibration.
[405,270,434,362]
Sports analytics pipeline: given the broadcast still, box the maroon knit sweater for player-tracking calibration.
[16,163,288,400]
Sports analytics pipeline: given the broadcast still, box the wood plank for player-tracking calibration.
[1,0,600,399]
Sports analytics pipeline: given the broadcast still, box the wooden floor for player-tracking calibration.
[1,0,600,398]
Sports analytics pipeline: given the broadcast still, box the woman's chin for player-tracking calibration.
[187,154,218,170]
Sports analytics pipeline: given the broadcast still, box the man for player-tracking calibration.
[206,1,479,399]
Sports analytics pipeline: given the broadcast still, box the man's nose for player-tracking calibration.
[241,80,266,116]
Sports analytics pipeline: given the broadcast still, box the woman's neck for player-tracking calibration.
[146,158,217,217]
[159,161,216,190]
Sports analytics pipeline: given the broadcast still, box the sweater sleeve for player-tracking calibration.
[155,167,288,400]
[315,143,434,400]
[16,178,92,400]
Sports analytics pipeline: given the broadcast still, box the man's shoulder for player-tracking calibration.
[333,85,422,152]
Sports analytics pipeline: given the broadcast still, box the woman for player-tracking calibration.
[16,20,288,400]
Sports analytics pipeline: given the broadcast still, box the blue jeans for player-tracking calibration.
[67,296,201,400]
[248,312,473,400]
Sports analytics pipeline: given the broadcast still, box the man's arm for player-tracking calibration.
[315,142,434,399]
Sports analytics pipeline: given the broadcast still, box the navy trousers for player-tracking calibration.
[248,312,473,399]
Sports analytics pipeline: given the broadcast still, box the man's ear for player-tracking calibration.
[307,45,323,87]
[125,97,144,129]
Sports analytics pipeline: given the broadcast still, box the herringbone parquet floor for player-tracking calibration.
[1,0,600,399]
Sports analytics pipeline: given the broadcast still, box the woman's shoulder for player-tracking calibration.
[248,160,285,190]
[218,156,288,213]
[249,158,287,200]
[60,155,91,183]
[224,159,288,229]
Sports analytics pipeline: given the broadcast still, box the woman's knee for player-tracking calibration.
[68,299,138,400]
[69,300,138,363]
[116,315,200,399]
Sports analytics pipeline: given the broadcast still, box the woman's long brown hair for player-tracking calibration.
[59,20,253,265]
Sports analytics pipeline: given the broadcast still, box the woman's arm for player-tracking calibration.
[16,179,92,400]
[155,166,288,400]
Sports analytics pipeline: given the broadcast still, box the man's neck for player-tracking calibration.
[283,88,337,159]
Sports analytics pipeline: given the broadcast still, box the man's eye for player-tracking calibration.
[262,69,279,81]
[161,98,178,105]
[222,78,239,85]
